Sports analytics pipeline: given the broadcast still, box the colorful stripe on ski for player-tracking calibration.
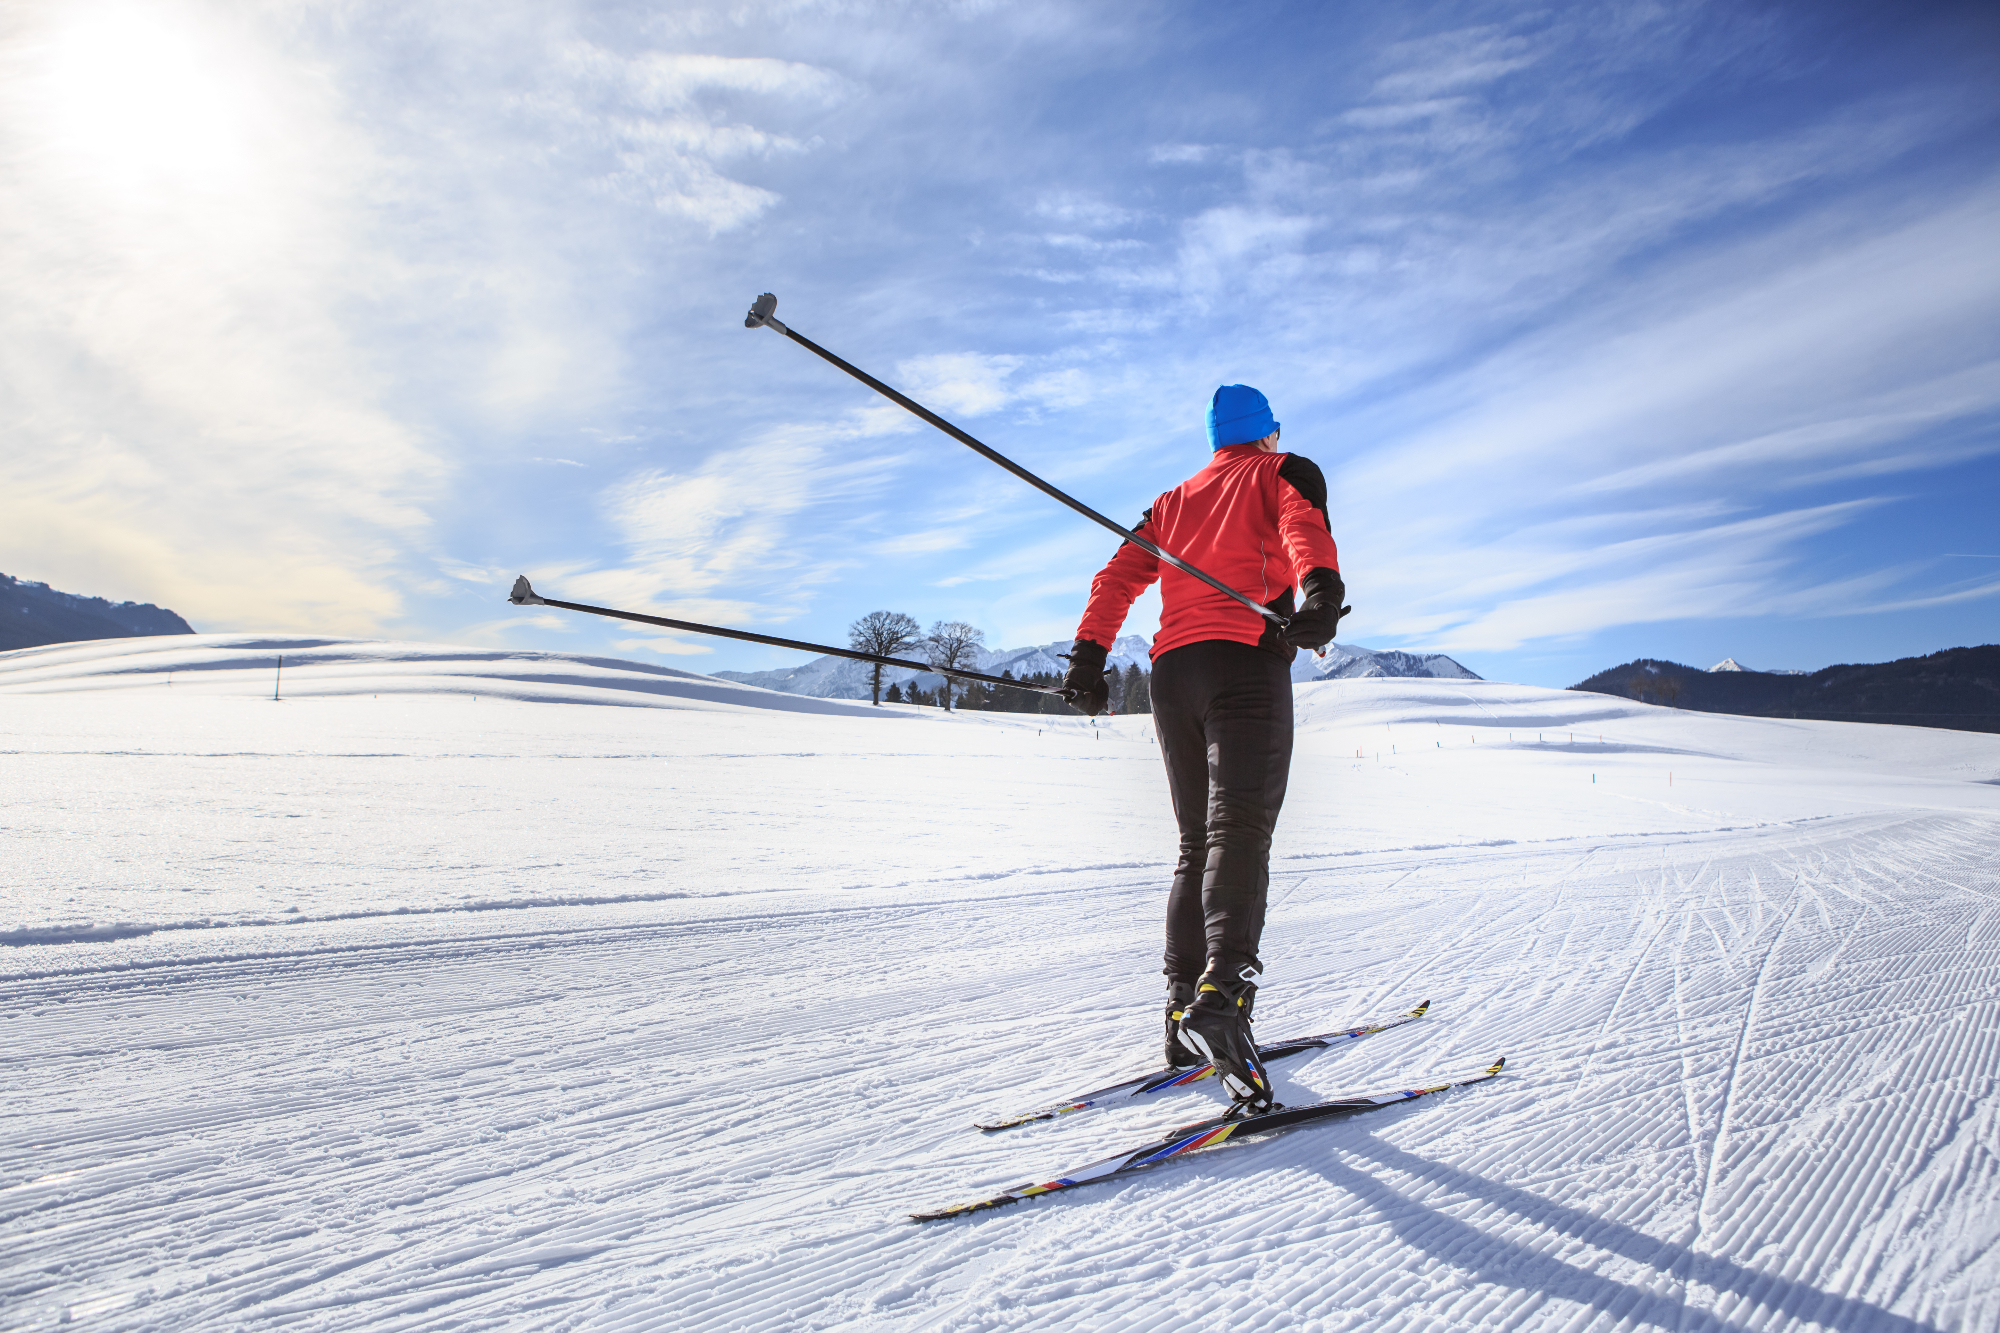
[916,1056,1504,1222]
[975,999,1431,1132]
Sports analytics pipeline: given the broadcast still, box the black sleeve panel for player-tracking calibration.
[1276,455,1330,529]
[1122,505,1157,547]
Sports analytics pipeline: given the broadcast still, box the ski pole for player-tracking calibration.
[508,577,1070,698]
[743,293,1288,629]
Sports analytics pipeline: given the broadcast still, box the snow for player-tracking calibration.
[0,633,897,717]
[5,636,1999,1330]
[1709,658,1806,676]
[1293,641,1480,683]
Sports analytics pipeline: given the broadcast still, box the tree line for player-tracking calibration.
[848,610,1152,715]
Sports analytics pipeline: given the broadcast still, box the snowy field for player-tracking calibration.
[4,635,1998,1331]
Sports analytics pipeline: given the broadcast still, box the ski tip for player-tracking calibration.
[1408,999,1432,1018]
[508,575,545,606]
[1486,1056,1507,1076]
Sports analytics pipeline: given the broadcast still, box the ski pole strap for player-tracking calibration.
[508,577,1065,697]
[744,294,1287,629]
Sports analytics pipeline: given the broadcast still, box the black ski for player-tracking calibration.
[975,1000,1430,1132]
[914,1057,1505,1221]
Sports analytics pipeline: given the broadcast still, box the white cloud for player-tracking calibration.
[1862,575,2000,615]
[893,352,1025,416]
[613,633,717,657]
[0,0,870,641]
[1021,368,1094,410]
[1337,98,1472,131]
[1377,501,1889,653]
[1159,206,1319,307]
[570,419,906,626]
[4,0,1987,676]
[872,528,973,557]
[1344,183,2000,504]
[551,44,848,232]
[1370,25,1540,100]
[1321,183,2000,652]
[438,561,509,585]
[1033,192,1137,229]
[0,0,444,634]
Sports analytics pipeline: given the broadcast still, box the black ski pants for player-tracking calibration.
[1151,638,1294,984]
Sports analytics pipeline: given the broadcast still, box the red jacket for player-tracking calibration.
[1077,444,1340,661]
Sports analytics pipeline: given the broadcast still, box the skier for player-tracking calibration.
[1062,385,1345,1111]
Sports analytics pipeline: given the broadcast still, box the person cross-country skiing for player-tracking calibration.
[1062,384,1346,1112]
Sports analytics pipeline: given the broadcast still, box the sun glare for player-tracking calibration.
[37,1,265,202]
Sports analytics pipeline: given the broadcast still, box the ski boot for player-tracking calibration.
[1176,962,1274,1111]
[1164,979,1200,1067]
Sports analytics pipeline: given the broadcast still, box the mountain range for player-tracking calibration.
[1,573,194,653]
[1293,642,1481,683]
[714,636,1479,699]
[1571,646,2000,734]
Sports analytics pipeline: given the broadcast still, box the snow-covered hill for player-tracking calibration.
[5,638,1999,1330]
[0,633,889,716]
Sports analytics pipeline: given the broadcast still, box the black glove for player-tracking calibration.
[1061,638,1110,716]
[1283,568,1348,650]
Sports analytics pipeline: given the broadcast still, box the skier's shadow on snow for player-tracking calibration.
[1305,1126,1940,1333]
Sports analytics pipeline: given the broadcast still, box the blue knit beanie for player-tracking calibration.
[1207,384,1278,449]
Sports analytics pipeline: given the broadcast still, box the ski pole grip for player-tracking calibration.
[744,292,787,333]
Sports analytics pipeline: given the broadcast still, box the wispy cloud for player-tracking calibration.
[560,415,915,627]
[0,0,444,634]
[545,45,850,232]
[0,0,854,638]
[1316,181,2000,650]
[5,0,1994,682]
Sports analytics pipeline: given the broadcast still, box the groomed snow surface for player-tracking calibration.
[4,635,1998,1332]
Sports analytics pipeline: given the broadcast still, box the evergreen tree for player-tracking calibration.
[885,682,903,704]
[1124,667,1153,715]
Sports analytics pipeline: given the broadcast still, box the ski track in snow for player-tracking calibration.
[3,640,1999,1331]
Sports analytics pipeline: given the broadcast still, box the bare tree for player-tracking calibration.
[925,620,986,712]
[849,611,923,705]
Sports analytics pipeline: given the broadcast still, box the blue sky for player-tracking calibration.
[3,0,1996,687]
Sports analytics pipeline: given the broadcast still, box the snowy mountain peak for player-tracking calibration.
[1291,642,1481,684]
[1709,657,1806,675]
